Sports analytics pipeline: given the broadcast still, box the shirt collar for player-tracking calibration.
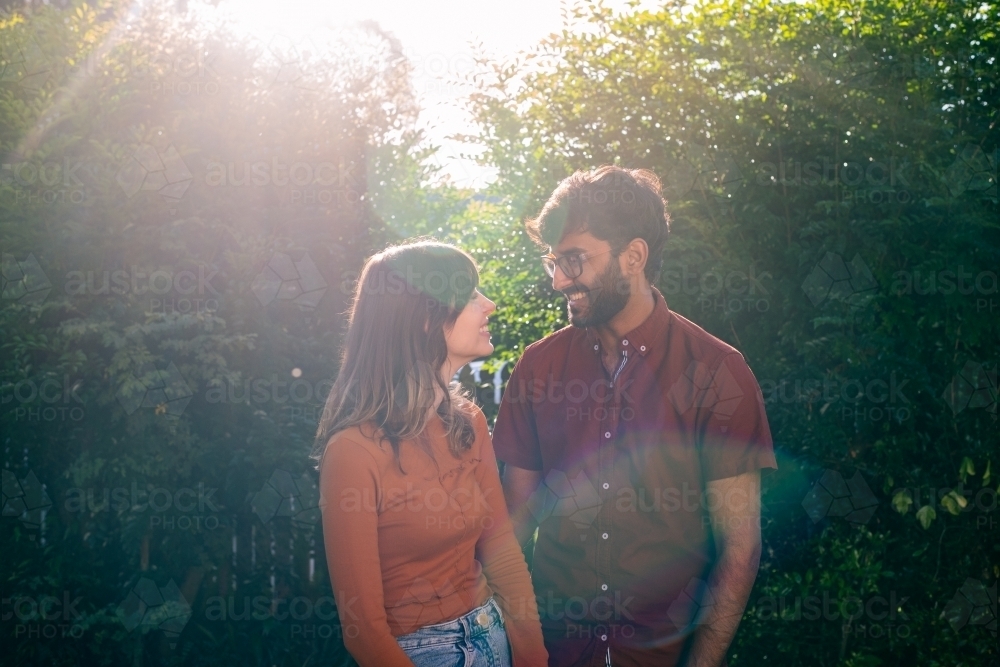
[586,287,670,357]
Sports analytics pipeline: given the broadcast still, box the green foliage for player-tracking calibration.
[465,0,998,664]
[2,1,416,664]
[2,0,997,665]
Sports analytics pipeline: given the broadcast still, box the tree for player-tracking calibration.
[466,0,998,664]
[2,1,418,664]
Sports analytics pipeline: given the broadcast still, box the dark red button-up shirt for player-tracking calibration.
[493,288,776,667]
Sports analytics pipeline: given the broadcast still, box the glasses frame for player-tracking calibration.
[540,248,615,279]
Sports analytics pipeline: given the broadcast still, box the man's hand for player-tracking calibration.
[684,470,763,667]
[501,464,543,549]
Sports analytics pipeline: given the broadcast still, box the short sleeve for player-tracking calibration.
[492,356,543,471]
[699,353,777,481]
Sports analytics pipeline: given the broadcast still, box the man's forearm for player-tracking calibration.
[684,542,761,667]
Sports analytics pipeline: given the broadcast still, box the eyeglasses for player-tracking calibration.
[540,248,614,279]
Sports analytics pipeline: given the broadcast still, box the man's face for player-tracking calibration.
[549,231,630,328]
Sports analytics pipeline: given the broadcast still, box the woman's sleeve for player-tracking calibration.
[319,437,415,667]
[472,411,550,667]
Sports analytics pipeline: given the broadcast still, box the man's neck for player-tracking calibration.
[593,283,656,355]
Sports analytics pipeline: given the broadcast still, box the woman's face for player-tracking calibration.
[444,289,496,369]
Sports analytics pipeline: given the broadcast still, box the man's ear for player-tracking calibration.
[623,238,649,277]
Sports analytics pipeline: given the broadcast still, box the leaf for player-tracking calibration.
[891,489,913,514]
[916,505,936,529]
[959,456,975,483]
[983,460,992,486]
[940,490,968,516]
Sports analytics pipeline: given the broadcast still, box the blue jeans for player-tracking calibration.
[395,597,512,667]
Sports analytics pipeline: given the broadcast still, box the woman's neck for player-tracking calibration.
[439,357,458,387]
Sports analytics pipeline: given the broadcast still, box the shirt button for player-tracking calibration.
[604,431,611,438]
[622,340,628,346]
[601,634,608,641]
[594,344,598,351]
[603,482,609,490]
[640,345,646,352]
[601,584,608,591]
[602,532,609,540]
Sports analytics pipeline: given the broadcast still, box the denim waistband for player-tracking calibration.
[396,597,504,649]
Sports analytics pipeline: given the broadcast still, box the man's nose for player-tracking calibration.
[483,296,497,315]
[551,265,574,292]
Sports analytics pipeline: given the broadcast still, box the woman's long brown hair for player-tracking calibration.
[313,240,479,469]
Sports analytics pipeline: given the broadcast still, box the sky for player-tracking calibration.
[211,0,662,187]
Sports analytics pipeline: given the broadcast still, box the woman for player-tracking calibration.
[314,240,548,667]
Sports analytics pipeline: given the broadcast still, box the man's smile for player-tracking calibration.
[564,286,599,307]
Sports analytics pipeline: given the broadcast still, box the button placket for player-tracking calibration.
[598,358,625,609]
[596,371,615,610]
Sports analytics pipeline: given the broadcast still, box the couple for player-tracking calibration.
[316,166,776,667]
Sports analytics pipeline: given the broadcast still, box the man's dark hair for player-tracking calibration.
[526,166,671,282]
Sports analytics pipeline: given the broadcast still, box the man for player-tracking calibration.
[494,166,776,667]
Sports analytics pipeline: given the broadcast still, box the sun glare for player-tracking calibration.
[180,0,658,188]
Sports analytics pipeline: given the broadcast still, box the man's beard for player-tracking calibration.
[566,256,630,327]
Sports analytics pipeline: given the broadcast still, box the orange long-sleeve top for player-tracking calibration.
[319,405,548,667]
